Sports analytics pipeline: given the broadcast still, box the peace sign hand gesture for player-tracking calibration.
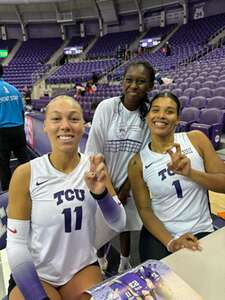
[84,154,109,195]
[167,143,191,177]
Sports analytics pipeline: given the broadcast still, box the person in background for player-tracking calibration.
[92,72,98,85]
[6,95,126,300]
[85,61,155,274]
[128,92,225,261]
[22,85,32,112]
[86,80,97,95]
[0,63,30,191]
[155,72,173,86]
[22,86,32,106]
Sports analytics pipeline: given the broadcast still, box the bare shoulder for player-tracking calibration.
[8,162,31,219]
[12,162,31,181]
[9,162,31,196]
[128,153,142,171]
[187,130,211,156]
[187,130,208,141]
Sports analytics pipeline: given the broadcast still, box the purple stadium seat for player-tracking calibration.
[190,108,223,149]
[189,81,201,90]
[189,96,207,109]
[197,87,213,98]
[206,96,225,132]
[183,87,197,99]
[179,96,190,109]
[214,87,225,97]
[151,89,160,98]
[216,80,225,88]
[218,74,225,81]
[172,88,183,97]
[206,96,225,109]
[207,75,218,82]
[179,82,189,91]
[184,77,194,85]
[195,76,205,83]
[178,107,200,132]
[202,81,216,89]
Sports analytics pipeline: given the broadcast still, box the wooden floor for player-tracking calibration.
[209,191,225,214]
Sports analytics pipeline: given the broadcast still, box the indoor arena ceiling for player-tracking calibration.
[0,0,202,24]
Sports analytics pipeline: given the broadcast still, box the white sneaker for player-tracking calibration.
[98,257,108,273]
[118,261,132,274]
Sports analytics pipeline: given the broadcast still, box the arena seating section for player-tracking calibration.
[2,38,62,89]
[1,13,225,148]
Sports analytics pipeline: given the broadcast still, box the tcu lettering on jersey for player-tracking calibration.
[54,189,85,205]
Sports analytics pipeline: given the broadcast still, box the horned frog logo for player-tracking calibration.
[194,7,204,20]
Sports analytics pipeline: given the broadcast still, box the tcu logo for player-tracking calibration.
[158,168,175,181]
[194,7,204,20]
[54,189,85,205]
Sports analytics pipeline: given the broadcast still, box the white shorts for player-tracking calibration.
[123,196,142,231]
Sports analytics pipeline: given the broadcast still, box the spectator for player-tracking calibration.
[22,86,32,106]
[155,72,173,86]
[6,95,126,300]
[128,92,225,261]
[92,72,98,85]
[22,86,32,112]
[86,81,97,95]
[0,63,30,191]
[85,61,155,274]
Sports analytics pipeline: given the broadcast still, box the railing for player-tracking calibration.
[208,23,225,42]
[31,64,51,85]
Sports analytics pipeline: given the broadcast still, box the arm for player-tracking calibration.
[6,164,49,300]
[128,154,173,247]
[128,154,201,253]
[85,154,126,232]
[85,101,121,200]
[85,103,106,155]
[167,131,225,193]
[189,130,225,193]
[116,178,130,205]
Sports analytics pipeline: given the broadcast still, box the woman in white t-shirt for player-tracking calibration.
[85,61,155,273]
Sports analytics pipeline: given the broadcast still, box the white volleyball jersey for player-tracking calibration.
[140,132,214,237]
[29,153,97,286]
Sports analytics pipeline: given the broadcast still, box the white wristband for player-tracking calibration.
[166,238,177,252]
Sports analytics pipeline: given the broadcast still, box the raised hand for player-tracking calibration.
[168,232,202,253]
[84,154,108,195]
[167,143,191,177]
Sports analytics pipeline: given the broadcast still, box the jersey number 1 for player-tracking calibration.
[172,180,183,198]
[62,206,82,233]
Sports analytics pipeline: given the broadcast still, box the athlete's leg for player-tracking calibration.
[9,280,62,300]
[118,231,131,273]
[0,148,11,191]
[59,263,102,300]
[97,243,109,273]
[120,231,130,257]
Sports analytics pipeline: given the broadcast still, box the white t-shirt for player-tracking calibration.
[85,97,151,230]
